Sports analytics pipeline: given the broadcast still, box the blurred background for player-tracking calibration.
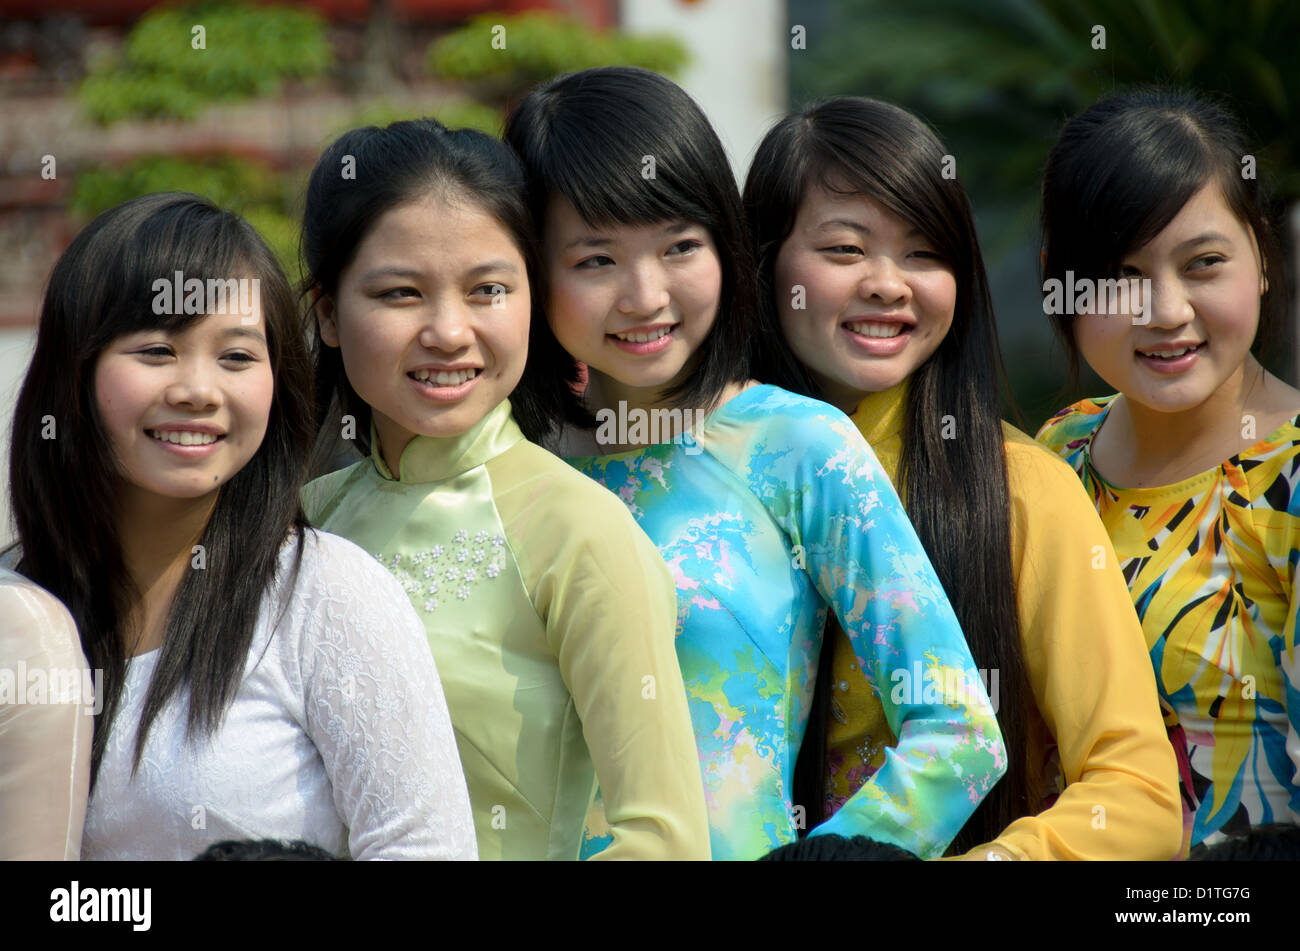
[0,0,1296,545]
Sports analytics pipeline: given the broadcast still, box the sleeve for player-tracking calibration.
[520,476,712,860]
[953,443,1182,860]
[763,409,1006,858]
[1283,560,1300,825]
[0,577,92,860]
[298,533,478,860]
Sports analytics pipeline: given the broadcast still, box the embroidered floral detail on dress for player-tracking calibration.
[372,529,508,615]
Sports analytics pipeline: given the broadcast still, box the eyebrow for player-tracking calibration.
[467,261,520,277]
[360,262,519,281]
[814,219,923,239]
[219,327,267,344]
[1173,232,1232,252]
[360,266,425,282]
[562,221,695,252]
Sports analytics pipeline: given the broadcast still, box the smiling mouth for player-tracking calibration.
[1137,343,1205,360]
[409,368,480,386]
[146,430,224,446]
[611,325,675,343]
[844,320,909,339]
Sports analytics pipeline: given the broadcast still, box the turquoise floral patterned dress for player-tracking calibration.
[566,384,1006,860]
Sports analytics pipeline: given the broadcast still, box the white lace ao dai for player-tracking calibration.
[81,530,477,860]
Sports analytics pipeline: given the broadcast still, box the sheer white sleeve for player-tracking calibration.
[0,569,92,860]
[293,532,478,860]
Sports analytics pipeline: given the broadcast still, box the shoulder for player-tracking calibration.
[278,528,409,612]
[704,384,861,458]
[1003,421,1095,496]
[1033,396,1115,456]
[0,568,84,669]
[302,459,372,523]
[489,438,643,523]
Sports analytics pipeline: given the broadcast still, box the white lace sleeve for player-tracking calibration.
[294,532,477,860]
[0,569,92,860]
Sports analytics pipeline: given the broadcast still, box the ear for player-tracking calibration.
[1245,226,1269,296]
[314,288,340,347]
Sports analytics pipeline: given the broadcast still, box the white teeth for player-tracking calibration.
[149,430,218,445]
[411,368,479,385]
[1140,345,1199,359]
[614,326,672,343]
[847,322,904,339]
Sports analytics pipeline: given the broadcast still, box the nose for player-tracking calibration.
[164,362,222,410]
[857,255,910,306]
[417,301,474,352]
[617,259,670,317]
[1145,273,1194,329]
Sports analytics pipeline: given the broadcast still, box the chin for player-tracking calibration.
[416,409,484,438]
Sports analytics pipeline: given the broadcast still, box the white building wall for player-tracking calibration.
[619,0,788,178]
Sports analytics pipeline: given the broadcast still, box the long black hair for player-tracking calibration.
[1041,86,1289,385]
[744,97,1034,854]
[503,66,804,423]
[301,117,554,456]
[9,192,313,785]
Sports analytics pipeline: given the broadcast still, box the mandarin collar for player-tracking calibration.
[371,399,524,484]
[850,379,909,445]
[848,380,909,480]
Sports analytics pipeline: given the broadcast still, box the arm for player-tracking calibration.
[518,473,711,860]
[952,442,1182,860]
[758,407,1005,858]
[0,574,92,860]
[1284,571,1300,825]
[300,533,478,860]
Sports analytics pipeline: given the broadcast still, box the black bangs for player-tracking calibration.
[808,105,966,268]
[531,97,713,230]
[507,67,730,233]
[90,196,268,344]
[1044,105,1216,284]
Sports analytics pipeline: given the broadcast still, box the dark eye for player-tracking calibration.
[821,245,863,256]
[379,286,420,300]
[138,346,174,358]
[222,351,258,364]
[1190,254,1226,270]
[472,283,508,298]
[910,249,943,261]
[1118,264,1142,279]
[668,239,702,255]
[576,255,614,269]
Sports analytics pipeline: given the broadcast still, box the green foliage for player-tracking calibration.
[69,155,300,281]
[793,0,1300,209]
[427,11,688,100]
[79,1,332,124]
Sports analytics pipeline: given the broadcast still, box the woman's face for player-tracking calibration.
[1071,182,1266,416]
[773,184,957,412]
[319,191,531,469]
[95,302,274,505]
[542,198,723,398]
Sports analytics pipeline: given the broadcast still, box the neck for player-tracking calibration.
[583,368,749,452]
[586,369,677,421]
[1117,358,1261,474]
[816,374,872,417]
[115,486,216,648]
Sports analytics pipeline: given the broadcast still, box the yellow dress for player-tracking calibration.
[822,381,1182,859]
